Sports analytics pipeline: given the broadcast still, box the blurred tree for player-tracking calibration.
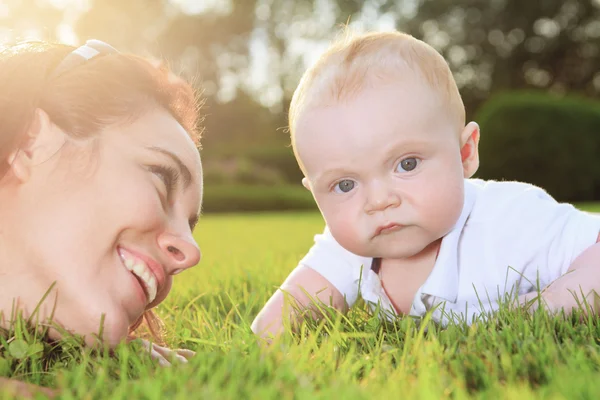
[5,0,600,114]
[74,0,258,96]
[4,0,600,188]
[201,89,286,157]
[392,0,600,116]
[0,0,64,42]
[246,0,600,118]
[74,0,167,50]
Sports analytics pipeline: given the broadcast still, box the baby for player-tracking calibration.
[251,30,600,339]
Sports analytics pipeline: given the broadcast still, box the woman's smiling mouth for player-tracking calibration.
[118,248,159,304]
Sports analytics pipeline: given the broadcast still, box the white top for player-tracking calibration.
[299,179,600,325]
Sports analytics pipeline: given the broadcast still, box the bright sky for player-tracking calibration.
[2,0,411,107]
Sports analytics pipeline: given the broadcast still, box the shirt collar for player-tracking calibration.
[420,179,477,302]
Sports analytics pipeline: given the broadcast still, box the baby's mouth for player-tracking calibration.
[118,249,158,304]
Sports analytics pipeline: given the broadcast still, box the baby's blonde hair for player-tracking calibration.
[289,30,466,171]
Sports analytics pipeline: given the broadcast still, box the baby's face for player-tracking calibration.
[295,79,469,259]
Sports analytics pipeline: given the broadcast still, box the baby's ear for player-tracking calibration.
[301,177,311,191]
[460,121,480,178]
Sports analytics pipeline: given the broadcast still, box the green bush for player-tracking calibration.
[203,158,286,185]
[245,146,304,183]
[475,91,600,201]
[202,184,317,213]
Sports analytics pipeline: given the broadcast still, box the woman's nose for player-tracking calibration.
[158,232,201,275]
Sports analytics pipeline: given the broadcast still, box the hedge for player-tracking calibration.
[244,146,304,183]
[475,91,600,202]
[202,184,317,213]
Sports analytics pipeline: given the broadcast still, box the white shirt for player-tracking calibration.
[298,179,600,325]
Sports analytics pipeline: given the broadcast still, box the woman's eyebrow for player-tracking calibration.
[145,146,193,189]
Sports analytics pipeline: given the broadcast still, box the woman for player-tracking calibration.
[0,39,203,395]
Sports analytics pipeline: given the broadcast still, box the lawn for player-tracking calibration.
[2,208,600,399]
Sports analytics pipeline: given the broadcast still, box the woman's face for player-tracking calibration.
[0,107,202,346]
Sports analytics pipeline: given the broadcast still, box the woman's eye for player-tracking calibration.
[333,179,356,193]
[148,165,177,197]
[154,172,169,193]
[396,157,419,173]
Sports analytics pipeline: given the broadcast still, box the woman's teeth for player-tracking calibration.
[123,257,157,304]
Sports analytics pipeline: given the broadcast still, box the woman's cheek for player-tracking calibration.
[104,179,166,226]
[137,190,166,221]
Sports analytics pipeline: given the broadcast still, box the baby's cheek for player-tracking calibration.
[319,197,366,253]
[329,215,363,254]
[421,175,463,227]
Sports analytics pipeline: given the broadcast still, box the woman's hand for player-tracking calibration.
[0,377,56,398]
[137,339,195,367]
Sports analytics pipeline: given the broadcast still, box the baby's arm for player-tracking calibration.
[251,265,346,341]
[252,226,364,341]
[524,235,600,314]
[481,182,600,316]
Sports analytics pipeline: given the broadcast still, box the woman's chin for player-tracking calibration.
[46,312,131,349]
[94,313,133,348]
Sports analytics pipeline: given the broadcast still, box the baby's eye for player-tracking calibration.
[333,179,356,193]
[395,157,420,173]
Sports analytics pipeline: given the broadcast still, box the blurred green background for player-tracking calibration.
[4,0,600,210]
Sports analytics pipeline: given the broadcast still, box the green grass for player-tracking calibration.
[576,202,600,214]
[3,208,600,399]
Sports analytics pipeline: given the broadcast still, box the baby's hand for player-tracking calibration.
[137,339,195,367]
[518,289,557,315]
